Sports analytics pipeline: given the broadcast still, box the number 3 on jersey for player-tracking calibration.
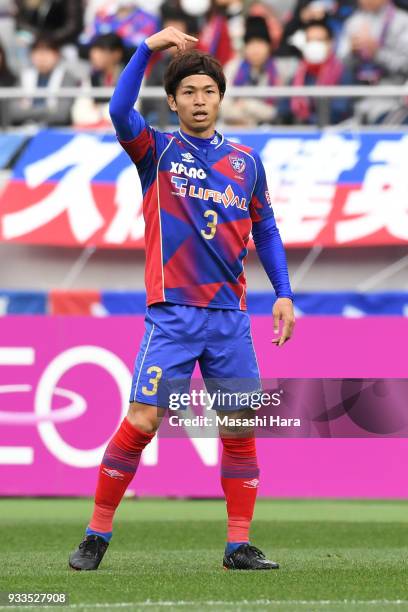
[142,365,163,396]
[201,209,218,240]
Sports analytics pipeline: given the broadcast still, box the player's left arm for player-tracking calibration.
[250,151,295,347]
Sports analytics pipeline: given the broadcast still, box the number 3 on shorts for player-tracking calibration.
[201,209,218,240]
[142,365,163,396]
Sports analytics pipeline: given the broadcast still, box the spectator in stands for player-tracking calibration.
[248,2,285,51]
[10,35,78,126]
[262,0,298,22]
[197,0,240,64]
[141,5,198,126]
[221,15,280,126]
[279,20,353,125]
[14,0,83,46]
[72,33,125,127]
[89,33,125,89]
[0,41,16,87]
[278,0,356,57]
[0,41,17,126]
[0,1,16,69]
[79,0,159,59]
[338,0,408,122]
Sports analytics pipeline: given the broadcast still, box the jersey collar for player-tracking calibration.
[177,129,224,151]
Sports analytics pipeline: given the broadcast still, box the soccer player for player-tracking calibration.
[69,27,295,572]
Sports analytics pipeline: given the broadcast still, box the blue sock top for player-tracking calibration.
[86,527,112,543]
[226,541,249,554]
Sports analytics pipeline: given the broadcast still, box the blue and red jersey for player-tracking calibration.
[110,41,293,310]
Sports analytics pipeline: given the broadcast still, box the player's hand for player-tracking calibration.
[145,27,198,53]
[272,298,295,347]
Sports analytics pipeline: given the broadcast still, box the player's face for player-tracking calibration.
[168,75,222,137]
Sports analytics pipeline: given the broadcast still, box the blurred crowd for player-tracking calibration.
[1,0,408,128]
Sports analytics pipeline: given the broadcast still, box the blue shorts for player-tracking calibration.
[129,303,261,411]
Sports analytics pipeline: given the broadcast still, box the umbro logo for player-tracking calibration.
[102,468,125,480]
[243,478,259,489]
[181,152,195,163]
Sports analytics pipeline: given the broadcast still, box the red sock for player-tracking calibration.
[220,436,259,543]
[88,417,154,534]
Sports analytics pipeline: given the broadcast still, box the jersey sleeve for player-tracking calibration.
[119,125,170,193]
[250,151,294,300]
[249,150,275,224]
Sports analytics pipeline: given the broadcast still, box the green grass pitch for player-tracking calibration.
[1,498,408,611]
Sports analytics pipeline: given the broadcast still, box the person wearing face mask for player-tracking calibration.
[277,0,356,58]
[338,0,408,123]
[279,20,353,124]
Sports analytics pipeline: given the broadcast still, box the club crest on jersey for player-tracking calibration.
[229,154,246,174]
[181,152,195,163]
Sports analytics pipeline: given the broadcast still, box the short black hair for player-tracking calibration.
[164,49,226,98]
[304,19,334,40]
[244,15,272,45]
[90,33,125,53]
[31,34,60,52]
[160,5,198,35]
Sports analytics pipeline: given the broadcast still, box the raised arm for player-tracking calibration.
[109,27,198,141]
[109,41,152,141]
